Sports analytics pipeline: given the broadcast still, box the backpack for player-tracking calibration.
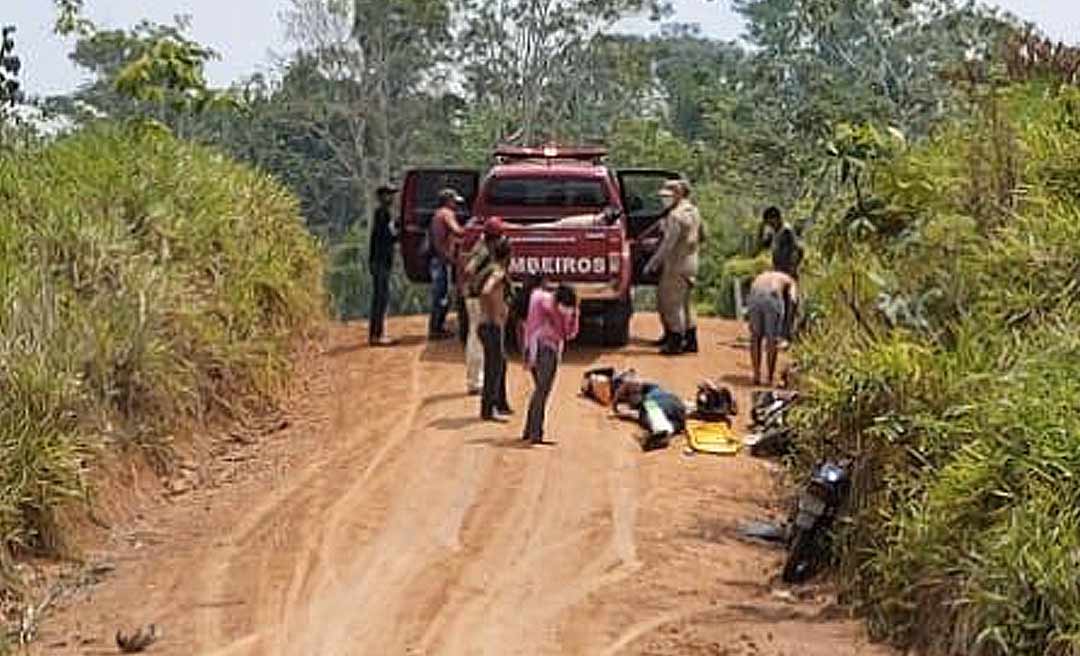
[695,380,738,422]
[581,367,617,405]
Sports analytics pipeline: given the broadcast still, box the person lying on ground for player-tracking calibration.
[747,270,797,387]
[521,283,580,445]
[611,371,687,435]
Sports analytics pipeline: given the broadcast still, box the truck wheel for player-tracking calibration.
[602,297,632,347]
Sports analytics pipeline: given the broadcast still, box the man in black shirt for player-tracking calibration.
[760,206,803,341]
[761,206,801,279]
[369,184,399,346]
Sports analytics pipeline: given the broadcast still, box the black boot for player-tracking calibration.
[683,327,699,354]
[660,332,685,355]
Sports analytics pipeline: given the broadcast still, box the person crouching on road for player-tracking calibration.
[368,183,399,347]
[746,269,797,387]
[645,180,702,356]
[429,188,466,340]
[478,237,514,422]
[463,216,506,395]
[522,282,580,445]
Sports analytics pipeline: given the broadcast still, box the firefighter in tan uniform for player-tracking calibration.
[645,180,702,355]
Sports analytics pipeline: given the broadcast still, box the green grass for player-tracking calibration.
[0,124,324,559]
[791,83,1080,655]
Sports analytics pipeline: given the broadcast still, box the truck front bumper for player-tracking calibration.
[571,282,625,303]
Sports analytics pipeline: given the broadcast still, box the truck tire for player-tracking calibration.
[602,297,632,347]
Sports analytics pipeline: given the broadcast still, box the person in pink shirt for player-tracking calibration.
[522,282,580,445]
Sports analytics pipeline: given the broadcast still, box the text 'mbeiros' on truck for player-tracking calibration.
[399,144,681,347]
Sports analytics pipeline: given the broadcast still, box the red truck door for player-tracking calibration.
[399,168,480,282]
[617,169,683,285]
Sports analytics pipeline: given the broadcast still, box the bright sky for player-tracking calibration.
[4,1,1079,96]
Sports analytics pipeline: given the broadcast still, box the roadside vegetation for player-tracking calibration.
[4,0,1080,653]
[0,125,323,561]
[792,54,1080,654]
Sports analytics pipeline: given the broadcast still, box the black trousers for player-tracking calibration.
[369,266,390,340]
[525,346,558,442]
[478,322,508,417]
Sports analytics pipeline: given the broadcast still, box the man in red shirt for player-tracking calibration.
[428,188,466,339]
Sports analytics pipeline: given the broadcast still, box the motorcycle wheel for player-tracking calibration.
[781,528,819,584]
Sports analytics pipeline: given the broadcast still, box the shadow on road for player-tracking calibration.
[720,372,757,387]
[428,416,485,431]
[326,334,429,358]
[421,391,473,407]
[465,437,535,450]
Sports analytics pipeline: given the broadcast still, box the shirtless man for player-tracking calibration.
[429,189,466,339]
[477,237,514,422]
[747,270,797,387]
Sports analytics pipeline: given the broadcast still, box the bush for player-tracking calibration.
[791,84,1080,654]
[0,124,324,558]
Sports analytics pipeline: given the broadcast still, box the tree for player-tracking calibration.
[1,26,20,110]
[280,0,454,212]
[684,0,1008,211]
[54,0,93,36]
[35,3,235,140]
[453,0,672,144]
[0,25,32,149]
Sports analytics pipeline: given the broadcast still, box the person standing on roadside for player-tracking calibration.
[429,188,466,340]
[478,237,514,422]
[463,216,506,395]
[746,269,797,387]
[645,179,702,356]
[522,283,580,445]
[760,207,803,340]
[368,183,399,347]
[761,206,802,280]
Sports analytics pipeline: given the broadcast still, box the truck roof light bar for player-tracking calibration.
[493,144,608,164]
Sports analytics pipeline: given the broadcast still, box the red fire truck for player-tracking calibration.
[399,145,681,346]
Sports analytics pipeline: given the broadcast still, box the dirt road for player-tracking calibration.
[37,316,888,656]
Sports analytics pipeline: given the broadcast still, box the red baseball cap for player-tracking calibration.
[483,216,505,237]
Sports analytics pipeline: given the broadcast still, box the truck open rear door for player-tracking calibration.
[399,168,480,282]
[617,169,683,285]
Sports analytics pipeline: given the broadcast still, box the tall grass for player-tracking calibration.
[0,124,324,559]
[792,83,1080,654]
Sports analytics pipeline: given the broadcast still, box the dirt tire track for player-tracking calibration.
[35,317,890,656]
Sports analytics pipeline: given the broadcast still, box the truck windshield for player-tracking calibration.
[485,177,608,208]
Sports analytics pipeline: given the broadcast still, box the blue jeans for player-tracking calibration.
[429,257,451,334]
[639,388,686,433]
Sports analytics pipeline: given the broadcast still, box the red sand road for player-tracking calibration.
[35,316,890,656]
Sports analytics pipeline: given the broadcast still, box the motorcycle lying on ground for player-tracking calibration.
[782,457,852,584]
[745,390,798,457]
